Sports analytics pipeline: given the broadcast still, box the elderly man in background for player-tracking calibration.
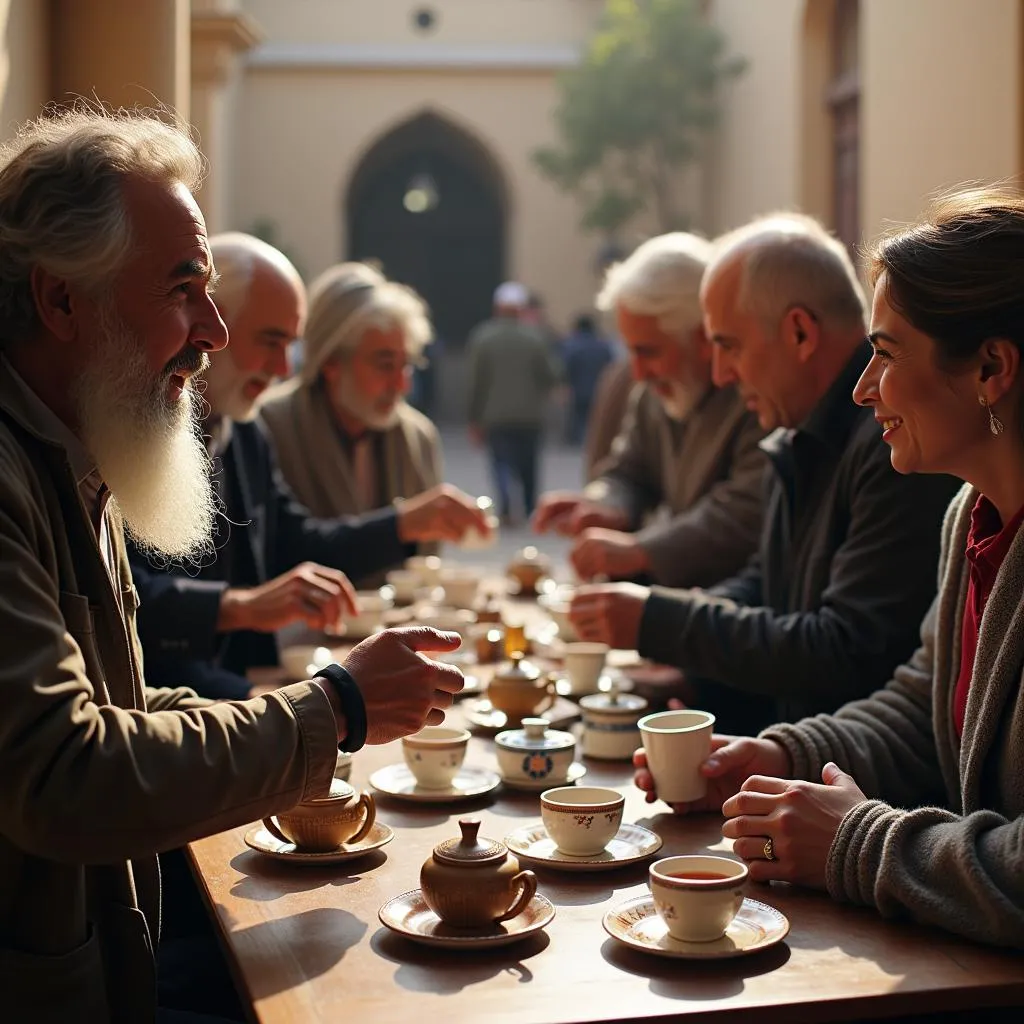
[260,261,445,586]
[534,233,766,589]
[129,233,489,701]
[0,107,464,1023]
[570,215,960,735]
[467,280,561,524]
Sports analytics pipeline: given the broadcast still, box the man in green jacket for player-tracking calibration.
[0,106,463,1024]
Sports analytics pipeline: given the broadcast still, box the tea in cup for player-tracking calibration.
[562,642,609,696]
[262,778,375,852]
[638,709,715,804]
[402,726,470,789]
[540,785,624,856]
[649,855,747,942]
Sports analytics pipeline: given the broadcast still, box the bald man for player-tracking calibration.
[130,234,489,700]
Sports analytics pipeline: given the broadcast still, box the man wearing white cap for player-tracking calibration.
[467,281,561,523]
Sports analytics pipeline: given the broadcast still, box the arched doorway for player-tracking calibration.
[345,112,507,350]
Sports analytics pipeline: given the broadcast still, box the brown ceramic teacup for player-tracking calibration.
[263,778,375,852]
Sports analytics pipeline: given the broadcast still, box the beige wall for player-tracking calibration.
[860,0,1021,238]
[0,0,50,137]
[706,0,803,234]
[231,67,606,329]
[245,0,596,48]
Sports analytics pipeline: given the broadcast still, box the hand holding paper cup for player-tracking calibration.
[638,709,715,804]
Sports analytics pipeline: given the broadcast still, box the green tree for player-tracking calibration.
[534,0,745,236]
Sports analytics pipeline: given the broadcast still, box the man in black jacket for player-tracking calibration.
[131,234,489,700]
[569,214,960,734]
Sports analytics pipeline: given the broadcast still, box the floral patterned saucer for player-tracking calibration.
[503,822,662,872]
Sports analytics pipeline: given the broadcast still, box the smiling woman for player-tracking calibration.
[685,187,1024,950]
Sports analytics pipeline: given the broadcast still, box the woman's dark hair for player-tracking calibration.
[869,187,1024,370]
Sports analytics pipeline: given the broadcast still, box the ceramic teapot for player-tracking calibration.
[420,818,537,927]
[487,656,555,720]
[506,546,551,596]
[263,778,375,852]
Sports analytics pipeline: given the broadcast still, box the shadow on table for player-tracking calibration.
[528,867,649,907]
[370,796,496,825]
[228,849,387,902]
[600,936,791,1000]
[235,906,368,1000]
[370,927,550,993]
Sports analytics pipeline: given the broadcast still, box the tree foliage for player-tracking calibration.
[534,0,745,235]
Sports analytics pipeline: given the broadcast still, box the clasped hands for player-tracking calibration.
[633,734,867,889]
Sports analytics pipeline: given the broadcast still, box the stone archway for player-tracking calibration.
[345,112,508,350]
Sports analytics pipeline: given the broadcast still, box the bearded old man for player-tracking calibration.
[129,233,489,701]
[259,260,444,587]
[534,232,766,589]
[0,107,466,1023]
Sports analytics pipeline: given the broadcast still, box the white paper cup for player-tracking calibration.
[402,726,470,789]
[649,855,746,942]
[638,709,715,804]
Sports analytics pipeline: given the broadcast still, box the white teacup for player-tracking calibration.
[406,555,443,587]
[385,569,419,604]
[540,785,624,856]
[279,644,333,680]
[402,726,470,789]
[438,568,480,609]
[562,642,609,695]
[639,709,715,804]
[649,855,747,942]
[344,589,394,640]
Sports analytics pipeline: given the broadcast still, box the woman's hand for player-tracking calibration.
[721,762,867,887]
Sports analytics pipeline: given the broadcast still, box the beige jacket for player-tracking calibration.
[0,363,339,1023]
[584,384,766,587]
[259,379,442,584]
[765,483,1024,948]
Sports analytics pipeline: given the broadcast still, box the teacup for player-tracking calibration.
[279,644,333,681]
[540,786,624,856]
[639,709,715,804]
[649,855,747,942]
[438,568,480,609]
[406,554,443,587]
[402,726,470,789]
[262,778,375,852]
[344,589,394,640]
[385,569,419,604]
[562,642,609,696]
[537,594,578,642]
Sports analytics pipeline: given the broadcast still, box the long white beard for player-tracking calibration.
[334,371,401,430]
[656,376,709,422]
[74,304,218,561]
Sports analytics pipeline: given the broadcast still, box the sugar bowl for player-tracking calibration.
[579,682,648,761]
[495,718,575,788]
[420,818,538,927]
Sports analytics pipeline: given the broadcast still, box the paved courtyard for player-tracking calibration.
[436,426,583,575]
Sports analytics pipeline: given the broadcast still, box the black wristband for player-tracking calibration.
[314,663,368,752]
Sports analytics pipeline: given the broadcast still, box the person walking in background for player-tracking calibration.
[561,313,616,445]
[467,281,561,524]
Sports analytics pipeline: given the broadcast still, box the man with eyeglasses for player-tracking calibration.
[129,235,490,701]
[569,214,960,734]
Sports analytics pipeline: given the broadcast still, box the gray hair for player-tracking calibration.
[708,213,867,329]
[208,232,303,323]
[0,104,203,343]
[301,262,432,383]
[596,232,712,338]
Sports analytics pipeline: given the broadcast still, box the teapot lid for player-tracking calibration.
[495,717,575,752]
[432,818,506,866]
[579,679,647,714]
[307,777,355,804]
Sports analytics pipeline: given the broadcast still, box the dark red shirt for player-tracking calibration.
[955,495,1024,736]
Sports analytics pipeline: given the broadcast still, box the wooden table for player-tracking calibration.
[188,730,1024,1024]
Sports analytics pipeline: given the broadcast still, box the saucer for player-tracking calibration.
[602,895,789,959]
[504,822,662,872]
[378,889,555,949]
[368,763,501,803]
[243,821,394,864]
[461,696,580,733]
[501,761,588,791]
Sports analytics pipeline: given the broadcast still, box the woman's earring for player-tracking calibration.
[979,394,1005,436]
